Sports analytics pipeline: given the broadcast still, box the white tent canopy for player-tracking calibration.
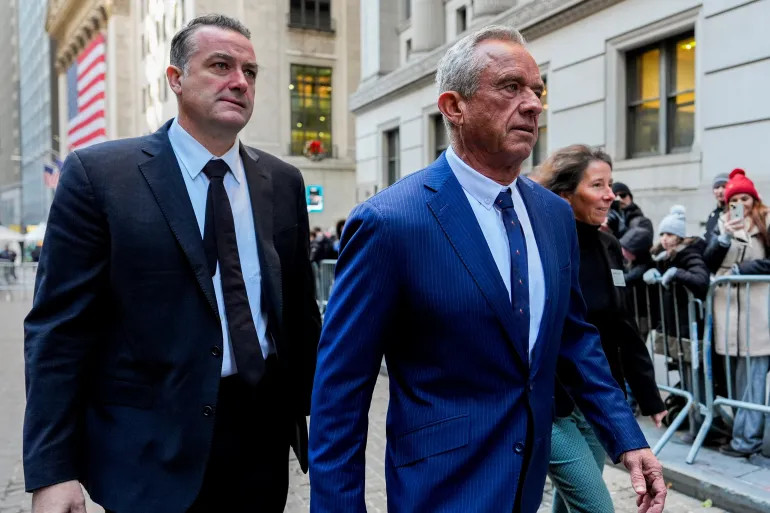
[24,222,46,243]
[0,225,25,243]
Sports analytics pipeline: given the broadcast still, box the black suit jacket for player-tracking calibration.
[23,120,321,513]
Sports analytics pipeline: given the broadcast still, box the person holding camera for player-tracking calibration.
[703,168,770,459]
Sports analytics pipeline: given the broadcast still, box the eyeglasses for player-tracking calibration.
[617,192,629,199]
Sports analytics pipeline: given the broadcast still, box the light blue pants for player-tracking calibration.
[730,355,770,454]
[549,409,614,513]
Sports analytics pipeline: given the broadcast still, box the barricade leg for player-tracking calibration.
[653,384,693,455]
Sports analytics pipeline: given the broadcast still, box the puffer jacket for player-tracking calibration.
[648,238,709,339]
[704,213,770,356]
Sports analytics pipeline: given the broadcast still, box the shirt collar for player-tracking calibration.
[168,117,243,184]
[445,145,516,210]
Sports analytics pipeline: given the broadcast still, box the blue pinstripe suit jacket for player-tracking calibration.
[309,154,648,512]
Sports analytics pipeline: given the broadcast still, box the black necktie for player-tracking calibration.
[495,188,530,355]
[202,159,265,385]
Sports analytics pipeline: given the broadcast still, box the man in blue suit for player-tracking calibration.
[309,26,666,513]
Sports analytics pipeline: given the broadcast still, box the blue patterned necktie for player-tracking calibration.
[495,188,530,352]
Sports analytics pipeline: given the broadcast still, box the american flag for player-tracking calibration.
[43,158,62,189]
[67,33,107,151]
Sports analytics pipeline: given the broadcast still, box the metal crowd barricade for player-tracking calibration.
[630,282,704,455]
[0,262,38,301]
[312,259,337,315]
[687,275,770,464]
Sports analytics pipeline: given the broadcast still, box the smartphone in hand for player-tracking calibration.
[729,202,744,220]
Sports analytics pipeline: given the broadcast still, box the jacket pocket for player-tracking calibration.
[94,379,154,409]
[390,414,469,468]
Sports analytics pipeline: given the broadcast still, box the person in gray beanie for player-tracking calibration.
[643,206,711,437]
[705,172,729,242]
[644,206,708,291]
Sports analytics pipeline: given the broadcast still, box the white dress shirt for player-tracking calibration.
[167,118,272,377]
[445,145,546,359]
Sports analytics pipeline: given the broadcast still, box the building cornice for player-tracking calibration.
[350,0,625,113]
[46,0,114,72]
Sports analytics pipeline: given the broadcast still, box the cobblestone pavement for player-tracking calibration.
[1,298,728,512]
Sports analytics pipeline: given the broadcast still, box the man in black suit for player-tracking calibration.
[23,14,320,513]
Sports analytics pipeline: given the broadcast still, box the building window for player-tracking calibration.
[404,0,411,20]
[290,64,332,156]
[533,76,548,166]
[456,6,467,35]
[385,129,400,186]
[289,0,332,31]
[405,39,412,62]
[626,32,695,158]
[432,114,448,160]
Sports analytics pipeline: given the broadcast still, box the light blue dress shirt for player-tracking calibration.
[167,118,271,377]
[446,145,545,358]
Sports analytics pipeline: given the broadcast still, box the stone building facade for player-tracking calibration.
[0,0,21,229]
[46,0,359,229]
[353,0,770,234]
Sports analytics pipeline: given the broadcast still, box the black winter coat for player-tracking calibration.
[649,238,709,339]
[616,202,654,240]
[704,206,722,243]
[555,222,665,417]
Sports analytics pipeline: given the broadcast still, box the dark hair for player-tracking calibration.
[170,14,251,72]
[534,144,613,197]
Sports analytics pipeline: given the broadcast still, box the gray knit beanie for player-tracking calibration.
[658,205,686,238]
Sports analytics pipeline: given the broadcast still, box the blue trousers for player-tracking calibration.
[730,355,770,454]
[549,409,614,513]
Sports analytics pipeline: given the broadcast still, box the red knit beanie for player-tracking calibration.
[724,168,758,203]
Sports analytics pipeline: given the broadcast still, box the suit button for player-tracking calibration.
[202,405,215,417]
[514,442,525,454]
[211,346,222,357]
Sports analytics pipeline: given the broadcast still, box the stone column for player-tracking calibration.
[411,0,444,55]
[360,0,398,82]
[473,0,517,24]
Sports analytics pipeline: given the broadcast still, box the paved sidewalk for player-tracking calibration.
[639,418,770,513]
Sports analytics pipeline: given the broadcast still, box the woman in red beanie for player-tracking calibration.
[704,167,770,460]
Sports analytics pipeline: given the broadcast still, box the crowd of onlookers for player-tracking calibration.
[308,219,346,264]
[603,169,769,461]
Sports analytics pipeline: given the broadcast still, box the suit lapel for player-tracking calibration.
[516,177,557,377]
[138,121,218,316]
[241,145,284,337]
[425,156,529,368]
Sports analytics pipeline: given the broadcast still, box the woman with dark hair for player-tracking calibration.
[535,145,666,513]
[704,168,770,458]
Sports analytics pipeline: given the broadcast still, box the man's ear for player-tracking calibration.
[437,91,464,129]
[166,65,183,96]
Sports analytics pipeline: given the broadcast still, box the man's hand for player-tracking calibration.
[621,448,667,513]
[31,480,86,513]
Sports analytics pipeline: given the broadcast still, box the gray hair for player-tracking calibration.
[436,25,526,132]
[170,14,251,73]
